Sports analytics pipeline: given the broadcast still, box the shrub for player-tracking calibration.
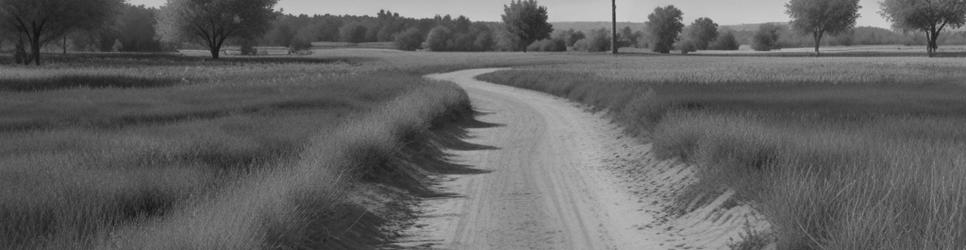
[453,33,478,51]
[424,26,454,51]
[676,40,697,54]
[394,28,424,51]
[556,29,585,48]
[572,29,611,52]
[473,31,495,51]
[526,38,566,52]
[288,38,312,53]
[240,39,258,55]
[493,27,521,51]
[710,31,740,50]
[684,17,719,50]
[752,24,782,51]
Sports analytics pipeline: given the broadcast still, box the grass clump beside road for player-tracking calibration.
[479,55,966,249]
[0,52,484,249]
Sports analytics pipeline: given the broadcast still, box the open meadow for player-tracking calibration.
[478,55,966,249]
[9,0,966,248]
[6,48,966,249]
[0,50,574,249]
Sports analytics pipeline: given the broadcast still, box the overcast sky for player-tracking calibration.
[130,0,892,28]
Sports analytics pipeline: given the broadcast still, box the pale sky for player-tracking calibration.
[129,0,892,28]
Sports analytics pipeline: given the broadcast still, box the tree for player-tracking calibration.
[266,23,295,47]
[618,26,638,48]
[239,37,257,55]
[394,27,424,51]
[157,0,277,59]
[315,16,343,41]
[294,23,323,45]
[786,0,861,56]
[685,17,719,50]
[558,29,585,47]
[473,30,495,51]
[339,22,368,43]
[709,31,740,50]
[425,26,453,51]
[752,23,783,51]
[573,28,611,52]
[453,32,477,51]
[676,40,697,54]
[645,5,685,54]
[502,0,553,52]
[880,0,966,56]
[454,15,472,33]
[0,0,122,65]
[115,4,164,52]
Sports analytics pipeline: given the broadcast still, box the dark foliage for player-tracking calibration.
[526,38,566,52]
[752,23,783,51]
[646,5,685,53]
[709,31,741,50]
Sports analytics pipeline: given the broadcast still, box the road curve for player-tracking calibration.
[396,69,764,250]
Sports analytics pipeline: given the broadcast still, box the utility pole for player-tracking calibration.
[611,0,618,54]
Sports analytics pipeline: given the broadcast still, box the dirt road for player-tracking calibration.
[396,69,765,249]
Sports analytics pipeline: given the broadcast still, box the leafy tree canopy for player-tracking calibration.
[0,0,122,65]
[646,5,685,54]
[502,0,553,52]
[880,0,966,56]
[157,0,277,59]
[787,0,861,55]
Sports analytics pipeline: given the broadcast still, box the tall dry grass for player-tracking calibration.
[0,53,481,249]
[479,56,966,249]
[100,81,471,249]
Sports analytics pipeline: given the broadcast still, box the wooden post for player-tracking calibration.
[612,0,618,54]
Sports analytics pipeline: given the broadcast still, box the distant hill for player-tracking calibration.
[720,22,785,32]
[552,22,644,34]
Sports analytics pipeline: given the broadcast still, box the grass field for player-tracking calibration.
[8,48,964,249]
[478,55,966,249]
[0,51,570,249]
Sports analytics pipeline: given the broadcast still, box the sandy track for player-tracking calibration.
[395,69,766,250]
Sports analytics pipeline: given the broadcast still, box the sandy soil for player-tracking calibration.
[394,69,767,250]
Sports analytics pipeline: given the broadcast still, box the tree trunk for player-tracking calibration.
[210,46,221,59]
[30,36,42,66]
[925,30,941,57]
[931,32,939,55]
[813,31,823,57]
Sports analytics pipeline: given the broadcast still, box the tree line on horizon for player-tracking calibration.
[643,0,966,56]
[2,0,966,65]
